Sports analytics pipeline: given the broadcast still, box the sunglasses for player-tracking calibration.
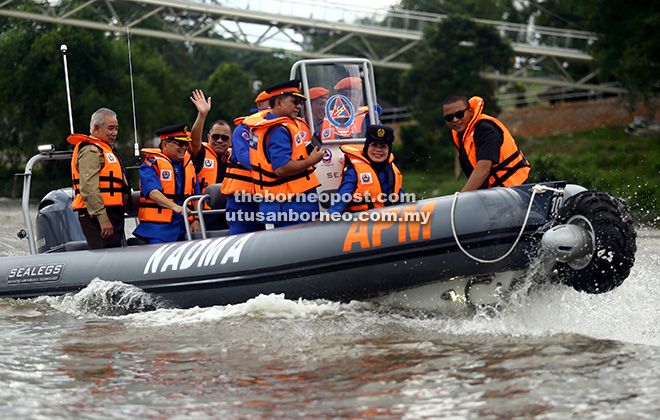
[210,133,230,141]
[291,97,306,106]
[166,139,190,148]
[443,107,470,122]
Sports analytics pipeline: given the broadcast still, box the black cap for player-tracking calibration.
[365,124,394,145]
[155,123,191,142]
[363,124,394,160]
[264,79,306,99]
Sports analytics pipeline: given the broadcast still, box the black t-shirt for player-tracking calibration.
[458,120,503,177]
[474,120,503,163]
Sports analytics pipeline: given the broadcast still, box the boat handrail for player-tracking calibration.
[18,150,74,254]
[182,194,226,240]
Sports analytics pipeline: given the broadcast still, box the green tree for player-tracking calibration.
[398,15,513,171]
[532,0,660,110]
[0,19,196,196]
[204,62,254,123]
[251,53,298,90]
[396,0,531,23]
[583,0,659,109]
[0,21,192,153]
[182,52,298,133]
[530,0,596,31]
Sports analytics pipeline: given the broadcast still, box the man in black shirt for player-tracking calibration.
[442,94,530,192]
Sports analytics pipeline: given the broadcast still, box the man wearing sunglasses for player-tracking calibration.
[189,89,231,231]
[133,124,201,244]
[442,94,530,192]
[247,79,324,228]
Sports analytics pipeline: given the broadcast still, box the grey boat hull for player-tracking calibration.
[0,182,636,309]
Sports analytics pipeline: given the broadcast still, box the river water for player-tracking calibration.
[1,198,659,419]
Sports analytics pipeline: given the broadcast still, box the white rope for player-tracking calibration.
[450,184,565,264]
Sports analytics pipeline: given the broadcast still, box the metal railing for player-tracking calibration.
[495,82,622,108]
[220,0,597,50]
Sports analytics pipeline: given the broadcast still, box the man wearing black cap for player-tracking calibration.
[133,124,201,244]
[248,79,324,228]
[328,124,404,214]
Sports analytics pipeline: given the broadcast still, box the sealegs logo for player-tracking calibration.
[8,263,65,285]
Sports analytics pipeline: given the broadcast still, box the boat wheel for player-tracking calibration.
[553,190,636,294]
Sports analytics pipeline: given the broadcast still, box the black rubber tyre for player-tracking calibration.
[554,191,636,294]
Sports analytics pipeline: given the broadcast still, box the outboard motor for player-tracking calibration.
[35,188,85,253]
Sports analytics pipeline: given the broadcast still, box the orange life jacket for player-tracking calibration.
[138,148,197,223]
[222,110,271,197]
[196,143,227,192]
[297,117,310,144]
[320,106,369,140]
[195,143,229,210]
[233,109,269,129]
[249,115,320,200]
[340,145,403,212]
[452,96,530,188]
[221,149,254,196]
[68,134,128,210]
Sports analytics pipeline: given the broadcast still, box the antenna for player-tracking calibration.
[126,28,140,163]
[60,44,74,134]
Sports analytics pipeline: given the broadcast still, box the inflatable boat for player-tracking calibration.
[0,146,636,312]
[0,58,637,313]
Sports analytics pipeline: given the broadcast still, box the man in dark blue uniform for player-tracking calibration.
[133,124,201,243]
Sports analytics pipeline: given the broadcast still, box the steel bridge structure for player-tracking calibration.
[0,0,624,96]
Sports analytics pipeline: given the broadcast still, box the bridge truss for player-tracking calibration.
[0,0,624,96]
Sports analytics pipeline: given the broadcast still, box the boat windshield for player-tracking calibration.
[291,59,378,143]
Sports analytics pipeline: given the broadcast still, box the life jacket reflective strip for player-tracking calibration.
[249,115,320,200]
[340,145,403,212]
[138,148,197,223]
[452,96,530,188]
[68,134,128,210]
[320,106,369,140]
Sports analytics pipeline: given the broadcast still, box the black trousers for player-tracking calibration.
[203,212,229,231]
[77,206,125,249]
